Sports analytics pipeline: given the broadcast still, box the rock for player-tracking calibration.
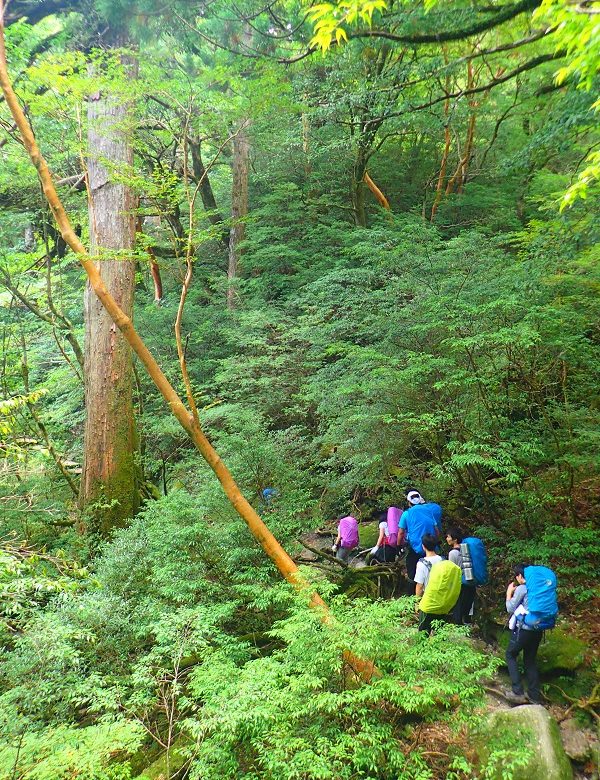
[536,630,586,674]
[134,738,190,779]
[559,718,594,763]
[358,522,379,548]
[478,704,573,780]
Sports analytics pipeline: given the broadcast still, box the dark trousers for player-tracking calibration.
[505,627,543,701]
[372,545,398,564]
[452,583,477,624]
[418,611,449,635]
[406,548,424,594]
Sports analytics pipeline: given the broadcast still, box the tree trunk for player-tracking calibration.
[136,217,163,304]
[301,103,312,179]
[79,48,140,534]
[0,22,377,681]
[430,63,452,222]
[227,22,252,310]
[364,171,391,211]
[352,148,368,228]
[227,119,250,309]
[189,137,229,248]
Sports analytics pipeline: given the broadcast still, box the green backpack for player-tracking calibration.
[419,559,462,615]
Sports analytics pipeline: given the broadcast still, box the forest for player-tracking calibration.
[0,0,599,777]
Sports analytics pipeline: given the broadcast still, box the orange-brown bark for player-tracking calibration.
[148,248,163,302]
[136,219,163,303]
[0,8,375,680]
[363,171,390,210]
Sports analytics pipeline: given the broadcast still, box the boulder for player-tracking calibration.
[134,738,190,780]
[536,629,586,674]
[478,704,573,780]
[358,522,379,548]
[559,718,598,763]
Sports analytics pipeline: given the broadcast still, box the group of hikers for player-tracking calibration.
[331,488,559,706]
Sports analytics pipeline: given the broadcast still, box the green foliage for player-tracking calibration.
[307,0,387,50]
[506,524,600,601]
[182,590,497,779]
[1,2,599,777]
[0,537,88,640]
[0,719,143,780]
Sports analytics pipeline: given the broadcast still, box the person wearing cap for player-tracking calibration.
[398,488,442,594]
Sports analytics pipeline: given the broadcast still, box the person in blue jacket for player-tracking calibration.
[398,489,442,594]
[260,487,278,511]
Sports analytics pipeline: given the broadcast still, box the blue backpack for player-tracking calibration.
[462,537,488,585]
[521,565,558,630]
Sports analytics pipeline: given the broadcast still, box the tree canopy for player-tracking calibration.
[0,0,598,777]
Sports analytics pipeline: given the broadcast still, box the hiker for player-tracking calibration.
[398,489,442,594]
[332,515,359,562]
[446,526,488,624]
[369,506,400,564]
[416,534,461,634]
[261,487,278,510]
[446,525,467,623]
[414,534,443,598]
[504,563,557,705]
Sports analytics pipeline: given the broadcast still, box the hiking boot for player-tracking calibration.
[525,693,544,705]
[501,688,527,705]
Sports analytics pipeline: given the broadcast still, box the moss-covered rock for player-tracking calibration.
[498,628,587,673]
[537,629,587,674]
[134,738,190,780]
[477,704,573,780]
[359,521,379,548]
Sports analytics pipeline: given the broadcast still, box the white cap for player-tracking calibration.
[406,491,425,505]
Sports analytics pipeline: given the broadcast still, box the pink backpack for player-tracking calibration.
[386,507,401,546]
[338,516,359,549]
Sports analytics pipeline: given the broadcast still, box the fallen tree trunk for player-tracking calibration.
[0,7,375,681]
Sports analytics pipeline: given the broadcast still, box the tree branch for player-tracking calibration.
[369,51,565,125]
[349,0,541,44]
[4,0,83,26]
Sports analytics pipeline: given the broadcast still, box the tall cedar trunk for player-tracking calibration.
[79,47,140,534]
[227,23,252,310]
[430,55,452,222]
[227,120,250,309]
[0,19,377,680]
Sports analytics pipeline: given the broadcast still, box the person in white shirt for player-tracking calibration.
[414,534,443,597]
[415,534,444,633]
[370,510,399,563]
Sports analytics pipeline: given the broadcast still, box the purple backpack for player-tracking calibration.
[386,507,401,546]
[338,516,359,549]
